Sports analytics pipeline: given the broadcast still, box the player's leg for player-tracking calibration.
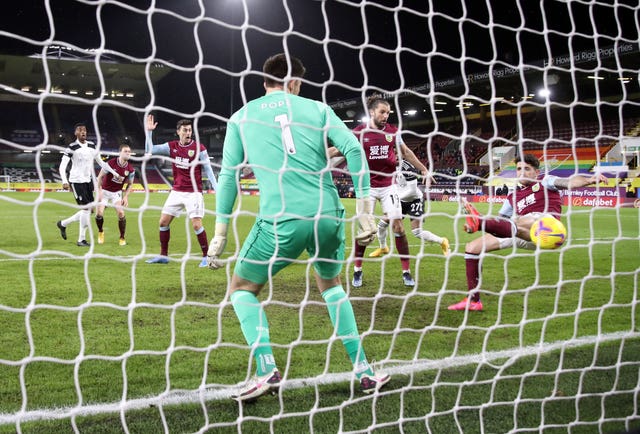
[513,214,539,241]
[313,212,390,394]
[448,234,502,311]
[462,198,516,237]
[352,196,376,288]
[72,182,94,247]
[57,183,87,241]
[228,219,306,402]
[390,218,415,286]
[58,211,85,241]
[368,218,390,257]
[381,187,413,286]
[146,192,180,263]
[186,192,208,267]
[407,204,450,256]
[95,190,107,244]
[369,186,394,258]
[95,203,106,245]
[115,201,127,246]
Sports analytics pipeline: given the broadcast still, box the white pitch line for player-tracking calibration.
[0,331,636,425]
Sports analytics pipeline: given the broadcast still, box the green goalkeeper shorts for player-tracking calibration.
[234,209,345,284]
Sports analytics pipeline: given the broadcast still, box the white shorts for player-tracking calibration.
[369,185,402,220]
[162,191,205,219]
[99,189,123,207]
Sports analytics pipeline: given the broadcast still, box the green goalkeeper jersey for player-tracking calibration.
[217,90,370,223]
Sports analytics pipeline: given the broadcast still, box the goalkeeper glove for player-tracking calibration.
[355,197,377,246]
[207,222,228,269]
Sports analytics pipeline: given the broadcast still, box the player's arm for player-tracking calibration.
[199,149,217,191]
[121,171,135,207]
[324,106,376,245]
[553,173,608,190]
[145,114,170,155]
[94,154,122,182]
[208,119,243,268]
[399,142,432,185]
[59,153,71,189]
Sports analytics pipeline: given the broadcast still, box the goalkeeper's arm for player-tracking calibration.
[207,222,228,269]
[355,197,376,246]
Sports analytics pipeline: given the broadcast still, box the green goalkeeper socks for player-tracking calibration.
[230,290,277,377]
[322,285,374,379]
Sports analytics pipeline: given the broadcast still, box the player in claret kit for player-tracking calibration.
[347,95,429,288]
[95,144,135,246]
[448,153,608,312]
[56,122,123,247]
[144,116,217,267]
[207,53,389,402]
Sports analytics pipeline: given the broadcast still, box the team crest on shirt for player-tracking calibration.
[385,134,393,142]
[188,150,195,157]
[532,183,540,192]
[124,171,129,176]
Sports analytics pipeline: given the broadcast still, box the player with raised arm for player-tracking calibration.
[144,116,217,267]
[95,144,135,246]
[449,153,608,311]
[207,53,388,402]
[56,123,122,247]
[349,96,429,288]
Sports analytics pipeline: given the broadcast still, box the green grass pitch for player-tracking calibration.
[0,191,638,433]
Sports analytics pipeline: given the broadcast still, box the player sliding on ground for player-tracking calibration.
[449,153,608,312]
[208,53,390,402]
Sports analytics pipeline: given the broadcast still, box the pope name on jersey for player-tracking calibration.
[353,123,398,188]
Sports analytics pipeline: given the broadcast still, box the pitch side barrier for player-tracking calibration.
[431,186,639,208]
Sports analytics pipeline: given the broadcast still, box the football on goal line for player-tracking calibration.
[530,215,567,249]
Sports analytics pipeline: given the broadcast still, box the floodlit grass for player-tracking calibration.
[0,192,638,433]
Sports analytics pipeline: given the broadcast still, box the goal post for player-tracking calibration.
[0,175,10,191]
[0,1,638,433]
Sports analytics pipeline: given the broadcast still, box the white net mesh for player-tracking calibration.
[0,1,639,432]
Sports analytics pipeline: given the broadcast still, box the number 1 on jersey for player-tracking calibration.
[274,114,297,155]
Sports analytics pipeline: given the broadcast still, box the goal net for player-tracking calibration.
[0,0,639,432]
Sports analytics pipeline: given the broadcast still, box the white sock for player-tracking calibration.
[377,221,389,249]
[78,209,91,242]
[412,227,443,244]
[61,210,82,227]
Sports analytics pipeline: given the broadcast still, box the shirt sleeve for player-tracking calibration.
[542,176,559,191]
[216,119,243,224]
[59,154,71,185]
[323,105,371,198]
[199,149,217,190]
[145,131,170,156]
[94,153,119,178]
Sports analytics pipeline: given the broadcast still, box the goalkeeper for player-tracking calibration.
[208,53,390,402]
